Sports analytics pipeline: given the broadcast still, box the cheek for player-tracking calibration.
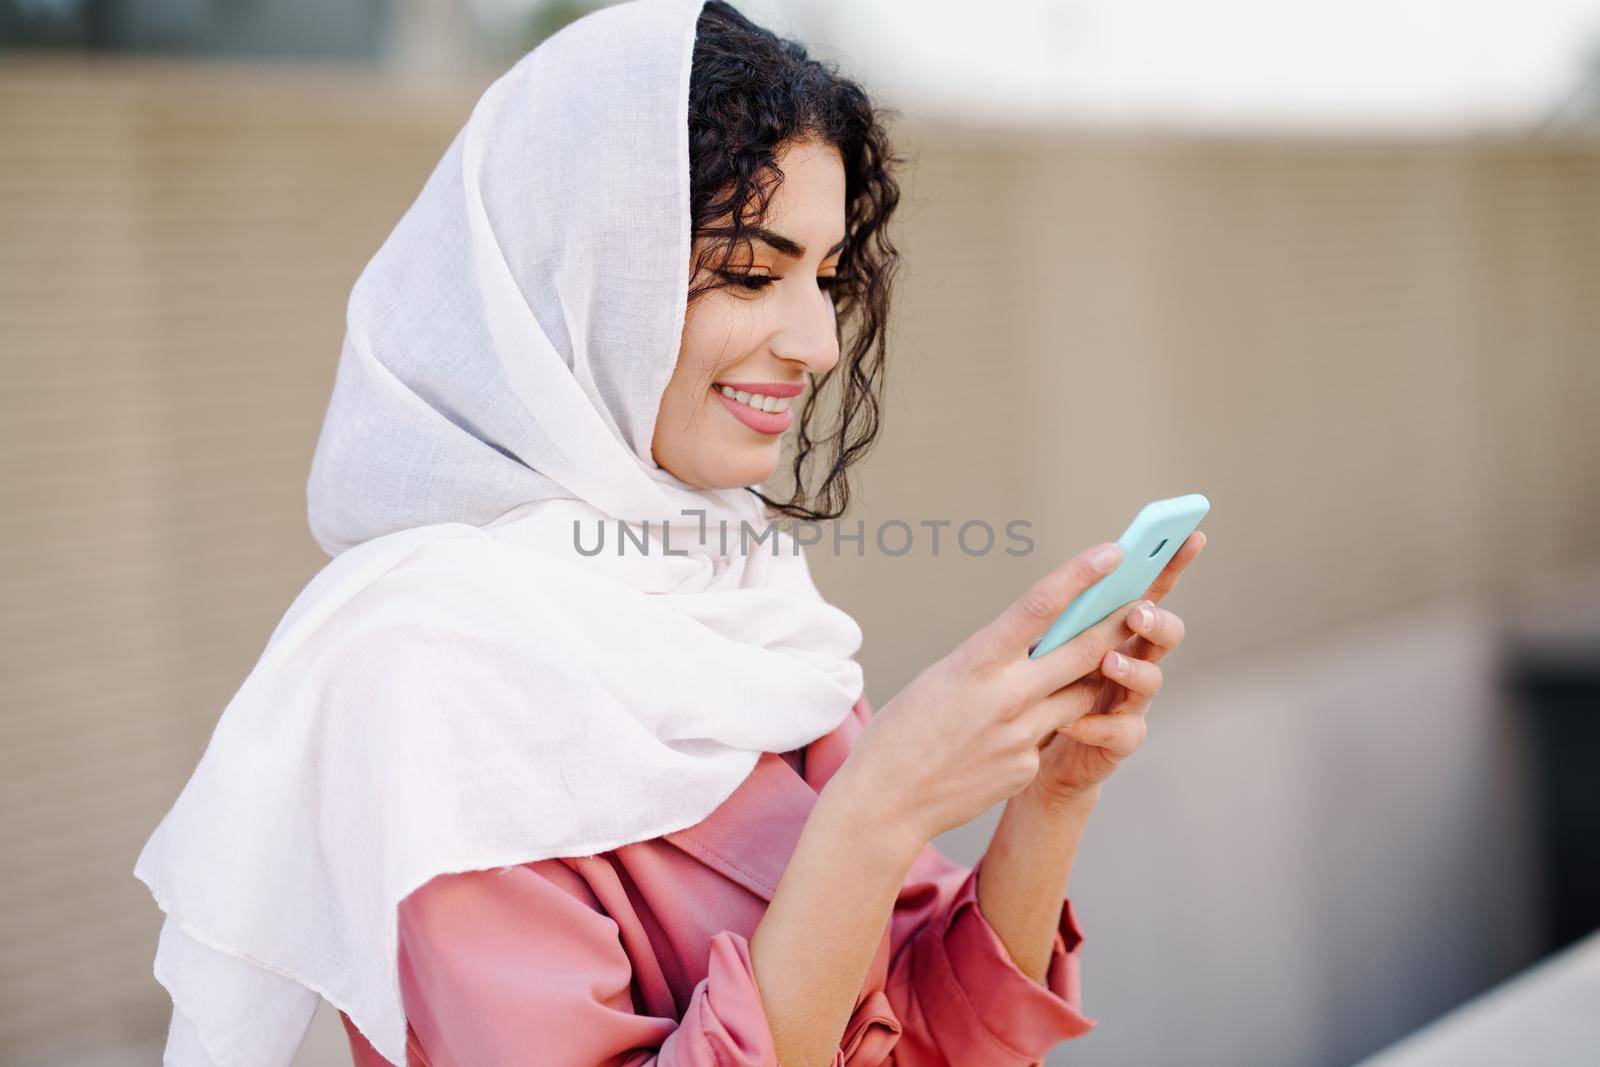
[683,297,761,373]
[663,347,717,420]
[661,314,730,423]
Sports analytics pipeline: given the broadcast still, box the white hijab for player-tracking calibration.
[132,1,866,1063]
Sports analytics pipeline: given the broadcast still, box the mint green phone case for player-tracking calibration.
[1027,493,1210,660]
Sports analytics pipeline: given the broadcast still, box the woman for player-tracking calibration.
[134,2,1204,1065]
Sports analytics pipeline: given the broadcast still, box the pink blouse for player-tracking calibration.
[339,696,1097,1066]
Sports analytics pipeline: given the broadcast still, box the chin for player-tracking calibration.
[699,444,782,491]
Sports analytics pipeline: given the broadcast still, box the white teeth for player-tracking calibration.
[717,386,792,414]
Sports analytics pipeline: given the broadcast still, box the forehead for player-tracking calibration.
[763,140,846,232]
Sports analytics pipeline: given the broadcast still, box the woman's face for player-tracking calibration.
[652,137,847,491]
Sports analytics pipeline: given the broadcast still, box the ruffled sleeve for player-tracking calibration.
[883,844,1097,1065]
[393,860,780,1066]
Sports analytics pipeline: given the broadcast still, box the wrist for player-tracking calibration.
[819,759,928,868]
[1018,778,1102,820]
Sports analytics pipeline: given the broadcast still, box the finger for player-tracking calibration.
[964,541,1123,671]
[1060,712,1147,756]
[1101,649,1163,702]
[1020,675,1098,740]
[1016,598,1141,705]
[1123,603,1187,664]
[1140,530,1206,606]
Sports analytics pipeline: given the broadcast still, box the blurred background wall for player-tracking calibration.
[2,1,1598,1065]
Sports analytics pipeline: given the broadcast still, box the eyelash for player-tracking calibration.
[717,270,854,293]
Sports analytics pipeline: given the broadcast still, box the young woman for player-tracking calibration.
[134,2,1203,1065]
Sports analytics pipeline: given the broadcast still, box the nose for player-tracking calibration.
[768,283,841,377]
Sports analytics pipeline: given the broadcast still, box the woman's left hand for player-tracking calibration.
[1025,530,1207,805]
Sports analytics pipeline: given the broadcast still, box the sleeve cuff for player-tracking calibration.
[700,931,902,1067]
[677,929,783,1067]
[913,860,1097,1064]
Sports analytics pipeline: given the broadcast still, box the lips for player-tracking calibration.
[711,381,800,435]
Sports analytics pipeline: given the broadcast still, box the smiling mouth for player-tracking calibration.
[710,381,800,436]
[713,384,794,414]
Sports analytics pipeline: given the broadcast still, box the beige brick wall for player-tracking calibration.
[1,57,1595,1066]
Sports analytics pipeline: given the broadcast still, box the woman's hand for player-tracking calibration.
[1025,531,1206,805]
[837,539,1160,850]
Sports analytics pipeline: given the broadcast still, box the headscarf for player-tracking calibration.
[132,2,866,1063]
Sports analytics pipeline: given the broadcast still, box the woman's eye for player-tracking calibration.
[716,271,855,293]
[717,270,775,291]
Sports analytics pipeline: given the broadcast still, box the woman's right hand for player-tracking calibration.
[835,540,1139,849]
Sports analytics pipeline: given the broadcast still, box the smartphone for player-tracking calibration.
[1027,493,1210,660]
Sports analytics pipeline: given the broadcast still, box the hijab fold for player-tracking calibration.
[133,3,866,1063]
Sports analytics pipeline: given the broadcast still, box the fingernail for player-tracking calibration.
[1132,604,1153,629]
[1108,652,1126,674]
[1091,544,1121,572]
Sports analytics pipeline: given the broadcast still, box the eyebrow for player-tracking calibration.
[751,226,849,260]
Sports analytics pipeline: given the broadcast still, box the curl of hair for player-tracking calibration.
[687,0,905,522]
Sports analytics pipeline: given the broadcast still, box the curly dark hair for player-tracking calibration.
[687,0,904,523]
